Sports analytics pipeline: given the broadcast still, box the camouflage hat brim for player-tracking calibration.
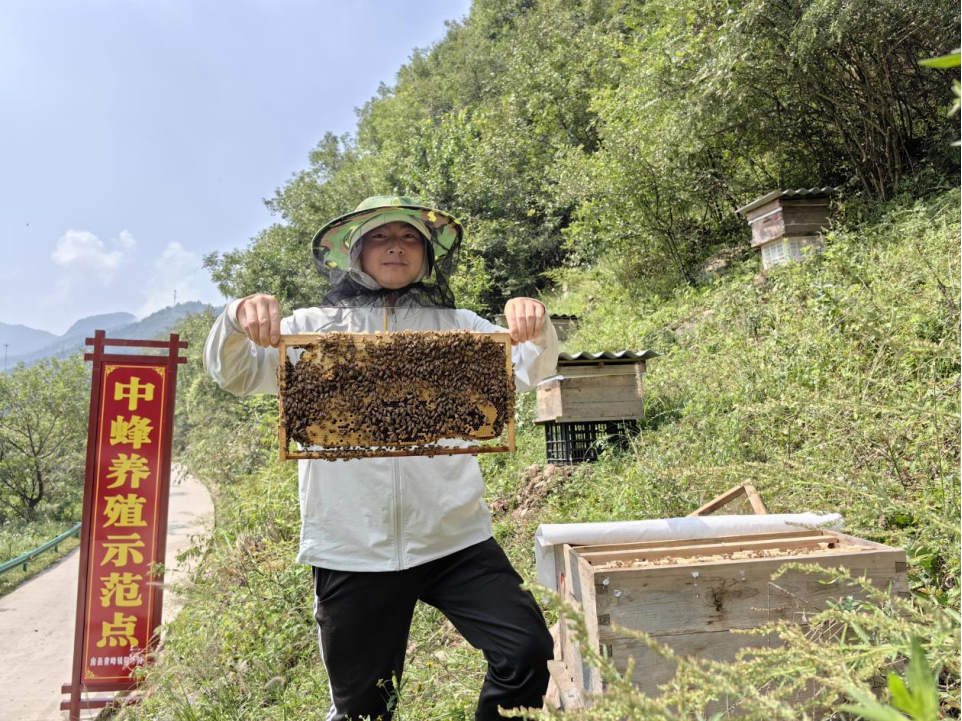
[311,198,463,273]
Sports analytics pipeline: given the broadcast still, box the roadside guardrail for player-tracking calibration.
[0,522,82,577]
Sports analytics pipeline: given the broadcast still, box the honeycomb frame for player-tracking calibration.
[277,331,516,460]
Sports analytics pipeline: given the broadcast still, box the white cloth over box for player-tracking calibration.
[534,513,843,591]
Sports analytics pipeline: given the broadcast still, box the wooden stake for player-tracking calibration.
[688,483,768,517]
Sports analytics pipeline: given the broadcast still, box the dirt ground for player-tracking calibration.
[0,467,214,721]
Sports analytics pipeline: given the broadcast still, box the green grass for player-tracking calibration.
[117,189,960,719]
[0,518,82,597]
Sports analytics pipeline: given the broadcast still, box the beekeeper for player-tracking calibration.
[204,196,559,720]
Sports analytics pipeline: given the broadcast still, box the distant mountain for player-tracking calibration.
[0,322,58,356]
[5,302,218,368]
[111,302,214,342]
[62,312,136,338]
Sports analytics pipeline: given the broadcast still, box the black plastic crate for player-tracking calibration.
[543,420,639,465]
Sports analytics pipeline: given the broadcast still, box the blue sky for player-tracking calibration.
[0,0,472,335]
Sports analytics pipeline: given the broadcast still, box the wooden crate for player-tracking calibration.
[557,529,908,701]
[743,197,832,249]
[277,331,515,460]
[535,362,647,424]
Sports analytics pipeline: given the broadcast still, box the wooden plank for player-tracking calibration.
[751,210,785,247]
[555,375,644,421]
[556,407,643,423]
[535,381,563,423]
[504,334,516,452]
[688,483,768,516]
[563,544,586,603]
[577,552,604,695]
[591,537,897,574]
[536,373,646,423]
[609,628,775,698]
[589,549,903,636]
[554,363,645,379]
[571,530,821,556]
[278,338,290,461]
[580,535,840,565]
[784,225,828,236]
[782,205,831,226]
[689,484,761,517]
[283,444,510,460]
[781,197,832,208]
[561,541,594,701]
[561,372,637,390]
[559,615,590,699]
[559,381,640,402]
[547,660,586,710]
[554,404,643,423]
[744,200,782,223]
[282,331,513,344]
[744,485,768,515]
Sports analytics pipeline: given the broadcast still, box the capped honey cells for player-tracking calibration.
[277,331,515,460]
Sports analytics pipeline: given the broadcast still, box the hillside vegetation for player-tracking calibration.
[122,186,960,720]
[203,0,958,316]
[106,0,960,717]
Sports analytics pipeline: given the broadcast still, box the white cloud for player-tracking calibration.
[117,229,137,251]
[137,241,224,317]
[50,229,137,286]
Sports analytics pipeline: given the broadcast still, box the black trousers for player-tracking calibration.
[312,538,553,721]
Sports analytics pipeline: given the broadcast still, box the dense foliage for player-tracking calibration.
[204,0,958,313]
[0,356,89,595]
[110,0,960,717]
[127,186,959,719]
[0,356,89,523]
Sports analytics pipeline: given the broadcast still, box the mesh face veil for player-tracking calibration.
[311,197,463,308]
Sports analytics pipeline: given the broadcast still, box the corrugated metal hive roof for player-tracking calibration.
[558,350,658,364]
[736,186,842,216]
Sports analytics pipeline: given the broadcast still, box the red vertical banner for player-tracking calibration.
[63,332,186,717]
[83,363,166,680]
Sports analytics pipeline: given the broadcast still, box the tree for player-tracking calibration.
[0,356,89,521]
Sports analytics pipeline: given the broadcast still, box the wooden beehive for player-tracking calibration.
[535,351,657,425]
[556,529,907,702]
[736,187,839,270]
[277,331,515,460]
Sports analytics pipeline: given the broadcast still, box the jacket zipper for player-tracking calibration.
[389,302,404,570]
[393,457,403,570]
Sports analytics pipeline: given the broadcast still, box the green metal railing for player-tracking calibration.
[0,522,82,576]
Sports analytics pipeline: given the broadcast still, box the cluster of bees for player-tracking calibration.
[279,331,514,460]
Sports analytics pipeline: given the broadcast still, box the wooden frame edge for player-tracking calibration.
[688,483,769,517]
[276,331,516,460]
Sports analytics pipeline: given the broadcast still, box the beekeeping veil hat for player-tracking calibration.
[311,195,463,308]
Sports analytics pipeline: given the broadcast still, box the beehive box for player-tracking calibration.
[557,529,908,701]
[277,331,515,460]
[736,187,839,270]
[739,190,835,250]
[535,351,657,425]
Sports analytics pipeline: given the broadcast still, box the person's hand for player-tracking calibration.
[236,294,281,347]
[503,297,546,344]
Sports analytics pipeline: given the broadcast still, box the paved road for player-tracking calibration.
[0,467,214,721]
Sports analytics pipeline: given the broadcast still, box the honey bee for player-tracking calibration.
[278,331,514,460]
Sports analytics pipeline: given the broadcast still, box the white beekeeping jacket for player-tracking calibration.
[204,299,559,572]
